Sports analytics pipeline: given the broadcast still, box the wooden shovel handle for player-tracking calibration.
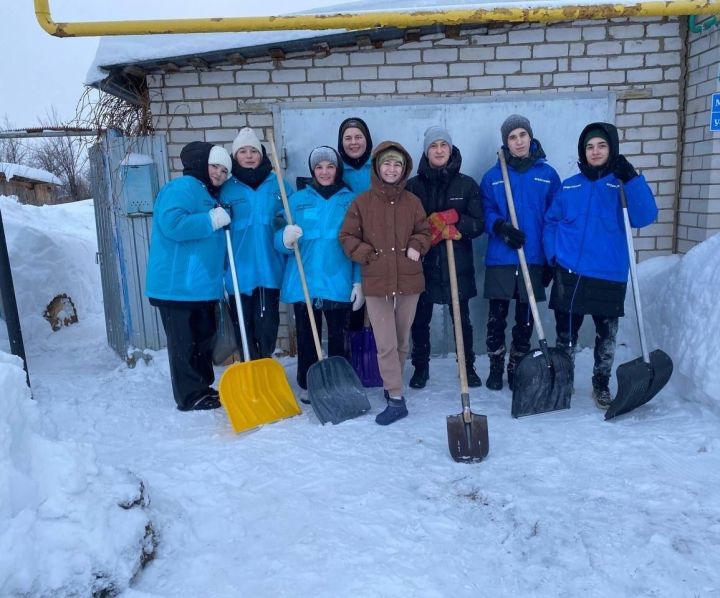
[446,238,469,394]
[267,132,323,361]
[497,150,546,342]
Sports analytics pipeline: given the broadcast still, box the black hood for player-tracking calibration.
[577,122,619,181]
[337,116,373,170]
[180,141,220,197]
[577,122,620,165]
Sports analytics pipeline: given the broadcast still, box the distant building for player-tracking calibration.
[0,163,62,206]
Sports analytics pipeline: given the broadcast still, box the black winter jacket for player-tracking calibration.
[405,147,484,304]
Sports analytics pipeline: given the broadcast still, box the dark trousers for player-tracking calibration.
[486,299,534,356]
[554,310,619,388]
[294,302,350,389]
[410,292,475,369]
[156,301,216,410]
[228,287,280,360]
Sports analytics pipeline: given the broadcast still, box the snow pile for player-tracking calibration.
[0,163,62,186]
[0,351,155,597]
[0,195,103,345]
[636,234,720,403]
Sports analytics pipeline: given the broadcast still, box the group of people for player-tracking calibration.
[145,113,658,424]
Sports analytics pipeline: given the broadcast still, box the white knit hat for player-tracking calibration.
[231,127,263,157]
[208,145,232,172]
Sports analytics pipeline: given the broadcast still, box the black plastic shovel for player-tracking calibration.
[497,151,573,418]
[268,134,370,425]
[605,183,673,420]
[446,239,489,462]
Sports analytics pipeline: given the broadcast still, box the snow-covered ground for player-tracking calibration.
[1,195,719,597]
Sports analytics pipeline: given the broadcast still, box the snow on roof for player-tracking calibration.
[85,0,644,86]
[0,163,62,186]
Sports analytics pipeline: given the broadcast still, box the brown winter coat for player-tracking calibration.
[339,141,431,297]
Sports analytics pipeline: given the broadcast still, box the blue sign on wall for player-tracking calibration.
[711,93,720,131]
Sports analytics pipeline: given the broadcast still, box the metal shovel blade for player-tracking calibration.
[605,349,673,420]
[307,356,371,425]
[511,347,573,418]
[447,396,489,463]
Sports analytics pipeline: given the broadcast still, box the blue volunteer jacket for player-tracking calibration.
[544,173,658,282]
[481,157,560,267]
[274,185,360,304]
[146,175,226,301]
[220,173,292,295]
[342,161,372,194]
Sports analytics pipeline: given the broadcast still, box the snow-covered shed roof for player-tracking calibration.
[85,0,652,99]
[0,163,62,186]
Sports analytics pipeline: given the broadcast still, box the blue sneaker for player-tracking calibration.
[375,397,408,425]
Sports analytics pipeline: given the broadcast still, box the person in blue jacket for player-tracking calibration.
[338,117,374,334]
[221,127,293,360]
[544,121,658,409]
[337,116,373,193]
[146,141,232,411]
[275,146,362,397]
[480,115,561,391]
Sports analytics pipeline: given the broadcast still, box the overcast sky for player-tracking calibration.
[0,0,355,128]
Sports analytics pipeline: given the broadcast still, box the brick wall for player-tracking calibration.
[678,19,720,253]
[144,16,694,350]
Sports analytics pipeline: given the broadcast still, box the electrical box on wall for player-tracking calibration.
[119,153,158,214]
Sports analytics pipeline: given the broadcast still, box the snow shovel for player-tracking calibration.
[497,150,573,418]
[446,239,489,463]
[268,134,370,425]
[605,183,673,420]
[218,228,300,433]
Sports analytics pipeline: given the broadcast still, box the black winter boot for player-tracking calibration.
[507,348,525,391]
[466,365,482,388]
[592,375,612,410]
[375,397,408,425]
[409,365,429,389]
[486,351,505,391]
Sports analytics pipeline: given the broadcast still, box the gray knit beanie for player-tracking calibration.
[501,114,533,146]
[423,126,453,156]
[309,146,339,171]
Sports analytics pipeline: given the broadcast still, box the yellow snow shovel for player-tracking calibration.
[218,227,300,433]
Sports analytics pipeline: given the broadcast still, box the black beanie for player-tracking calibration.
[582,127,610,148]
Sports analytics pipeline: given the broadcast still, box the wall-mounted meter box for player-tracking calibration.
[119,153,158,214]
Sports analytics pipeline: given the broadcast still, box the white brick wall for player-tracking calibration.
[141,16,719,344]
[678,22,720,253]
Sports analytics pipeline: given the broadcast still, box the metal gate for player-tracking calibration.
[88,131,170,363]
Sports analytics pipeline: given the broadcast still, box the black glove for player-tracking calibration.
[542,264,555,288]
[611,154,638,183]
[493,219,526,250]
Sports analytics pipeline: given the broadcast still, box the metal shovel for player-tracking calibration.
[497,150,573,418]
[267,134,370,425]
[605,183,673,420]
[446,239,489,462]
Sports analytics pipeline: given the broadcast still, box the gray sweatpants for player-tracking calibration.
[365,293,420,397]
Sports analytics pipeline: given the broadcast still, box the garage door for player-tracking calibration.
[276,92,614,357]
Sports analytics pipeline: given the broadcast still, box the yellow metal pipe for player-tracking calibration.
[35,0,719,37]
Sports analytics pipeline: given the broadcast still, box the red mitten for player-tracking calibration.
[427,213,447,246]
[441,223,462,241]
[436,208,459,225]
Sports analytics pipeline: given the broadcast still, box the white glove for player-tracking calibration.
[350,282,365,311]
[407,247,420,262]
[209,206,230,231]
[282,224,303,248]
